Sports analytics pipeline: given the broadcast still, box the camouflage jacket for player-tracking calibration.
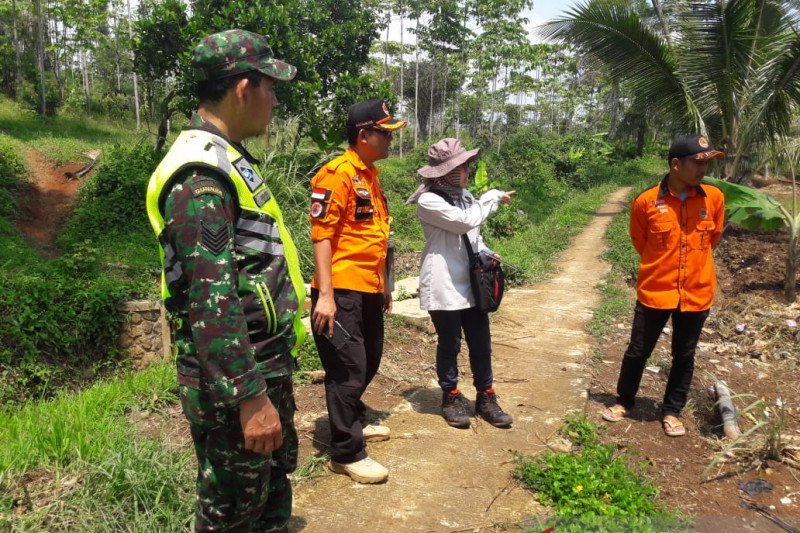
[148,113,304,408]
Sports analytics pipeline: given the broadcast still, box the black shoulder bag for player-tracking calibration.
[426,188,505,313]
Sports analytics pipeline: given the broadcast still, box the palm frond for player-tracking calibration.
[741,30,800,152]
[680,0,790,146]
[538,0,704,132]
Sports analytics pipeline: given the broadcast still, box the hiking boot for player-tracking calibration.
[441,389,471,428]
[328,456,388,484]
[363,424,390,442]
[475,389,513,428]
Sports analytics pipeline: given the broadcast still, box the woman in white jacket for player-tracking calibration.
[406,138,515,429]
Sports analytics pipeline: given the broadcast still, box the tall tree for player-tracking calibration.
[34,0,46,115]
[127,0,140,128]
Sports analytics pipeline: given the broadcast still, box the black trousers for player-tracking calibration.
[616,301,709,416]
[311,288,384,464]
[429,307,493,392]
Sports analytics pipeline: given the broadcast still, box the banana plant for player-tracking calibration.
[472,160,502,194]
[706,167,800,301]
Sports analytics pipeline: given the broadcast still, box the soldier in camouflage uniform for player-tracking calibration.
[145,30,304,532]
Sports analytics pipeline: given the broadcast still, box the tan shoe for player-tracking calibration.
[363,424,390,442]
[329,456,389,484]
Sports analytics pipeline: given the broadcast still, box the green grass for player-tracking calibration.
[0,362,177,475]
[0,96,143,165]
[293,335,324,385]
[0,362,192,530]
[292,453,329,482]
[515,417,686,532]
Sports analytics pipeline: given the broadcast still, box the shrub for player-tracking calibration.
[0,270,128,367]
[0,134,26,219]
[61,142,161,241]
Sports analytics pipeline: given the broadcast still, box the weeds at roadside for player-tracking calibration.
[514,417,685,532]
[2,440,194,531]
[702,380,794,481]
[292,453,329,483]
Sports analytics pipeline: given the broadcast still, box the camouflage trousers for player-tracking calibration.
[180,375,298,532]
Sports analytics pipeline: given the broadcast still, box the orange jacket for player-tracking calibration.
[309,148,390,293]
[631,177,725,311]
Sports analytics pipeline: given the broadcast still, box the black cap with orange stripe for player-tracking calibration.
[668,134,724,162]
[346,99,407,132]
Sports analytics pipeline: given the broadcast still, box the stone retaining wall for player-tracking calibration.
[118,300,171,368]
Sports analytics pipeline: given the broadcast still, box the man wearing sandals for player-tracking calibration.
[602,134,725,437]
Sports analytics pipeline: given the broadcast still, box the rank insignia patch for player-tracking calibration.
[200,221,229,255]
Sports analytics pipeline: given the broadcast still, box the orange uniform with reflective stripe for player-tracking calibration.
[310,148,390,293]
[631,177,725,311]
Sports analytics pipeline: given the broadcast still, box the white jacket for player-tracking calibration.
[417,189,503,311]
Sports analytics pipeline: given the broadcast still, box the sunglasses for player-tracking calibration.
[364,128,392,139]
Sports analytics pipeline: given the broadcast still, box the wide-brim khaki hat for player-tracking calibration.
[417,138,480,179]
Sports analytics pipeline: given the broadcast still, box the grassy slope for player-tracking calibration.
[0,96,142,165]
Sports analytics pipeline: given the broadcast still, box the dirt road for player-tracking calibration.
[290,188,632,531]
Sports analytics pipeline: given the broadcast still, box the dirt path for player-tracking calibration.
[290,187,632,531]
[15,150,85,255]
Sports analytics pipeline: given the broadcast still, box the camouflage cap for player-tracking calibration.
[191,29,297,82]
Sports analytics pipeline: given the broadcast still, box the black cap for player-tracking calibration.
[668,134,724,162]
[346,99,407,132]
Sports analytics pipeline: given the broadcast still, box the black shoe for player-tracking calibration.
[476,389,513,427]
[441,390,471,428]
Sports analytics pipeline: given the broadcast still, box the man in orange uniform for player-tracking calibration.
[309,99,406,483]
[602,134,725,437]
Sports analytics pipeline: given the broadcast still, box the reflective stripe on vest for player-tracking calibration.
[145,128,306,356]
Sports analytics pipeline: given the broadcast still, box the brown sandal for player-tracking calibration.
[662,417,686,437]
[601,405,628,422]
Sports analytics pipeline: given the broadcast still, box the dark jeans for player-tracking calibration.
[616,301,709,416]
[311,288,384,464]
[429,307,493,392]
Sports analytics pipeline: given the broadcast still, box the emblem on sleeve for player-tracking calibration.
[355,188,371,199]
[310,201,327,218]
[699,208,708,219]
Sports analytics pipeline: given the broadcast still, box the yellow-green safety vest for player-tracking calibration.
[145,128,306,356]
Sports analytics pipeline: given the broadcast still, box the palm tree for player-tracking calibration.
[539,0,800,181]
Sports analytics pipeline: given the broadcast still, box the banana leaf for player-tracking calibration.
[704,177,786,231]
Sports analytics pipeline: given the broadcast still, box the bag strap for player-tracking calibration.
[426,188,479,264]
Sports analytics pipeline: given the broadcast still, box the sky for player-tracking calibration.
[387,0,581,45]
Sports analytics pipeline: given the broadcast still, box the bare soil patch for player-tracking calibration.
[589,224,800,530]
[15,150,85,256]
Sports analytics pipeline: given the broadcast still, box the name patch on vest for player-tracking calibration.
[254,189,271,207]
[233,157,263,192]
